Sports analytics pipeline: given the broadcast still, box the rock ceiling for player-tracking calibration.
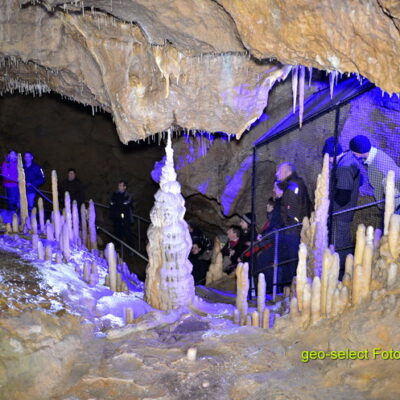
[1,0,400,142]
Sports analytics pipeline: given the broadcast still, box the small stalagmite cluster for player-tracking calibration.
[144,131,195,310]
[231,161,400,332]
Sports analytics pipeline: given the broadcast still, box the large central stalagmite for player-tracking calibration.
[145,131,195,310]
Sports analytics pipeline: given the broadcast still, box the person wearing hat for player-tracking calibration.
[349,135,400,214]
[322,136,361,274]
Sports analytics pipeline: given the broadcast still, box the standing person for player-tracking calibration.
[1,150,19,211]
[109,180,134,249]
[322,137,361,273]
[59,168,85,209]
[221,225,246,274]
[239,212,257,247]
[350,135,400,215]
[276,162,311,287]
[23,152,45,212]
[189,240,211,286]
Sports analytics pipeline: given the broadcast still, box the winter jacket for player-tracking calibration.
[24,162,45,193]
[110,190,133,223]
[278,172,311,235]
[60,178,85,207]
[1,160,18,188]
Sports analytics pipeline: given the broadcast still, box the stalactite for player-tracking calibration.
[291,66,298,113]
[298,65,305,128]
[17,154,28,227]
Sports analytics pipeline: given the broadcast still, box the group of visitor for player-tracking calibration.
[234,134,400,294]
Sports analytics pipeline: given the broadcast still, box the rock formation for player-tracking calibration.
[1,0,400,143]
[145,131,195,310]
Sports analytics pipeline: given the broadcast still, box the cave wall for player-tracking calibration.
[0,93,164,223]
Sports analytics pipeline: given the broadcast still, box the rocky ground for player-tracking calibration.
[1,248,400,400]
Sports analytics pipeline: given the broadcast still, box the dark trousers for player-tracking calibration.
[113,219,134,250]
[332,218,353,279]
[6,186,19,211]
[281,232,300,287]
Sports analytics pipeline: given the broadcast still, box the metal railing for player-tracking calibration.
[250,195,400,300]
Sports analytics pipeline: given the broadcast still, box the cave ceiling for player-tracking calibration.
[1,0,400,143]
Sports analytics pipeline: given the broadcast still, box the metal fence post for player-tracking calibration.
[138,218,141,252]
[272,230,279,301]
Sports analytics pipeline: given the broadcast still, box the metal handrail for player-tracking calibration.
[96,225,149,262]
[251,194,400,300]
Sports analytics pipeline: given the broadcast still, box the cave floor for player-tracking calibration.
[1,249,399,400]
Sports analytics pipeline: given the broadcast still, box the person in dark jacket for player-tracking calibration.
[221,225,246,274]
[59,168,85,209]
[109,180,134,248]
[276,162,311,287]
[322,137,361,274]
[239,212,258,247]
[189,240,211,285]
[23,152,45,212]
[1,150,19,211]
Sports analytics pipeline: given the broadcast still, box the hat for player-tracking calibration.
[241,212,252,225]
[322,137,343,157]
[349,135,371,154]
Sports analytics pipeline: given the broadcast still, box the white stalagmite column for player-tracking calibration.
[301,282,311,326]
[262,309,270,329]
[12,213,19,233]
[106,242,117,292]
[205,237,225,285]
[311,276,321,324]
[38,197,45,233]
[46,220,54,241]
[88,200,97,250]
[45,244,52,261]
[352,264,364,305]
[61,222,70,262]
[388,215,400,260]
[72,200,80,246]
[257,273,266,321]
[37,240,44,261]
[320,249,332,316]
[326,253,340,316]
[51,171,61,242]
[80,203,88,247]
[354,225,366,267]
[17,154,28,227]
[144,130,195,310]
[360,244,373,299]
[384,170,395,235]
[236,263,249,325]
[31,207,38,235]
[388,263,398,287]
[296,243,308,311]
[251,311,260,328]
[65,192,73,243]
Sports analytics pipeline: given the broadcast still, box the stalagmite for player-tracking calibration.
[45,244,52,261]
[72,200,80,246]
[387,263,398,287]
[296,243,308,311]
[354,225,366,266]
[31,234,38,249]
[106,242,117,292]
[236,263,249,325]
[262,309,270,329]
[345,254,354,278]
[321,249,332,315]
[12,213,19,233]
[301,282,311,326]
[374,229,382,250]
[31,207,38,235]
[64,192,73,243]
[257,273,266,320]
[6,223,12,234]
[384,170,395,235]
[88,200,97,250]
[51,170,61,241]
[388,215,400,260]
[125,308,134,324]
[46,220,54,241]
[246,314,252,326]
[61,222,70,262]
[326,253,340,316]
[205,237,225,285]
[38,197,45,233]
[251,311,259,328]
[144,130,195,310]
[17,154,28,227]
[80,203,88,247]
[331,288,341,317]
[310,276,321,324]
[83,262,91,283]
[352,264,364,305]
[55,252,63,264]
[37,240,44,261]
[338,286,349,314]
